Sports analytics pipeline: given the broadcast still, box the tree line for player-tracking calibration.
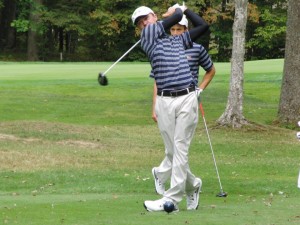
[0,0,287,62]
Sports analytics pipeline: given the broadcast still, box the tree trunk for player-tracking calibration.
[27,0,42,61]
[27,1,37,60]
[59,28,64,52]
[0,0,16,49]
[278,0,300,125]
[66,32,70,53]
[218,0,249,128]
[27,29,38,61]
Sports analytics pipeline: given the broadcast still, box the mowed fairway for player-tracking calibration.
[0,60,299,225]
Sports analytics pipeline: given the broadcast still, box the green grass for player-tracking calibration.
[0,60,299,225]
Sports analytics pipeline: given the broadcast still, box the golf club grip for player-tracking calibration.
[199,103,205,116]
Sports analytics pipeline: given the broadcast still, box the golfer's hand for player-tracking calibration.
[196,88,203,102]
[162,4,178,18]
[162,3,186,17]
[152,111,158,123]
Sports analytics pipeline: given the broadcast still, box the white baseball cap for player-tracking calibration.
[132,6,154,25]
[178,15,188,28]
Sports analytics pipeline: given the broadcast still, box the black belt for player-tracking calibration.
[157,86,195,97]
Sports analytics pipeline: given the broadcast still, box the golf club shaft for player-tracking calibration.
[199,102,224,193]
[102,39,141,76]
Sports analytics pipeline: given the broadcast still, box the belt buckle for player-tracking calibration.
[170,90,177,97]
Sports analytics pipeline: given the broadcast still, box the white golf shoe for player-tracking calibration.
[187,178,202,210]
[144,198,178,212]
[152,167,165,195]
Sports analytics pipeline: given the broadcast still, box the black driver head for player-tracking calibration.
[216,192,227,197]
[98,72,108,86]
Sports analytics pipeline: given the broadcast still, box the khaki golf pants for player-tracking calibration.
[155,91,200,203]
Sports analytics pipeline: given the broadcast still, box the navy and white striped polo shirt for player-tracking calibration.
[186,43,213,84]
[141,21,194,91]
[150,43,213,85]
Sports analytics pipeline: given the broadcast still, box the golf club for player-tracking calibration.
[199,102,227,197]
[298,170,300,188]
[98,39,141,86]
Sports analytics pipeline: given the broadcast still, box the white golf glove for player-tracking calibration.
[180,2,187,12]
[196,88,203,102]
[173,3,187,12]
[163,3,186,17]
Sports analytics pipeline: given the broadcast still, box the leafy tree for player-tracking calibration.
[2,0,43,60]
[0,0,4,9]
[247,0,287,59]
[40,0,92,60]
[210,0,235,62]
[88,0,141,61]
[0,0,289,62]
[192,0,233,61]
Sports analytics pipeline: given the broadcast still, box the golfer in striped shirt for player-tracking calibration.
[132,4,210,212]
[150,15,216,210]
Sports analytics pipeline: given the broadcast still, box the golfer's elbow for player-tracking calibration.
[208,65,216,77]
[197,20,209,33]
[173,8,184,23]
[190,25,209,41]
[203,23,209,33]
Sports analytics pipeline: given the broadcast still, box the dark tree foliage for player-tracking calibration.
[247,0,287,60]
[0,0,288,62]
[0,0,17,51]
